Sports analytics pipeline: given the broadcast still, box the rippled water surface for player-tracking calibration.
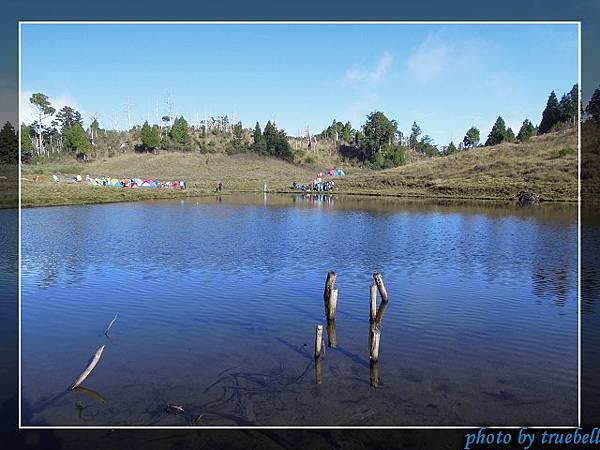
[21,194,578,426]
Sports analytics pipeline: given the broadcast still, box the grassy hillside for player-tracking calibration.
[21,152,316,207]
[335,127,578,202]
[19,127,578,207]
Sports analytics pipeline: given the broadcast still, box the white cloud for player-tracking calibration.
[20,90,88,127]
[406,32,485,84]
[342,52,393,87]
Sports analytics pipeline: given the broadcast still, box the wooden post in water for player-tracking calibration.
[323,271,336,311]
[315,324,324,359]
[369,327,380,362]
[326,318,337,348]
[315,356,322,384]
[327,288,338,321]
[370,360,379,387]
[314,324,324,384]
[373,272,388,303]
[369,284,377,323]
[369,272,388,367]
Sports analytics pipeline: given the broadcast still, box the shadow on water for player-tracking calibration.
[26,384,108,423]
[275,337,312,360]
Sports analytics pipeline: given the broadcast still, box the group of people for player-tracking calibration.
[292,179,336,192]
[291,166,344,192]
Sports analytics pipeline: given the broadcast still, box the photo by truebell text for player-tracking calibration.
[464,427,600,449]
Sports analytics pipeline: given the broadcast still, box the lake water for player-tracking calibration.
[20,194,578,426]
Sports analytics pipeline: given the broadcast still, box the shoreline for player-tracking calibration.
[16,183,579,209]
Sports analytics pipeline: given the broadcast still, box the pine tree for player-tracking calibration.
[538,91,561,134]
[140,120,159,149]
[251,122,266,154]
[263,121,277,156]
[445,141,458,156]
[20,124,35,154]
[463,126,480,148]
[558,84,579,124]
[516,119,536,142]
[409,122,421,149]
[170,116,190,146]
[0,122,18,163]
[485,116,507,146]
[62,124,91,154]
[253,122,263,144]
[229,121,246,153]
[54,106,83,131]
[342,121,354,142]
[506,127,515,142]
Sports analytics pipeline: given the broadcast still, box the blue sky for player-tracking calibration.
[20,23,578,146]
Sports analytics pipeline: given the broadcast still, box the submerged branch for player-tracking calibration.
[104,312,119,336]
[71,345,105,390]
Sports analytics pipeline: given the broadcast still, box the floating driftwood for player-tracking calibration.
[104,312,119,336]
[71,345,105,390]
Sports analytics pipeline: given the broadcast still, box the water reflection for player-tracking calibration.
[21,194,577,300]
[20,194,579,425]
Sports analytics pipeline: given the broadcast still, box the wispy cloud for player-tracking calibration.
[342,52,393,87]
[346,93,378,125]
[406,32,485,84]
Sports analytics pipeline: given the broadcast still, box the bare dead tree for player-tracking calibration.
[124,99,132,131]
[165,93,174,131]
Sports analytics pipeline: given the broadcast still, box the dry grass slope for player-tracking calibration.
[20,153,316,207]
[336,127,578,202]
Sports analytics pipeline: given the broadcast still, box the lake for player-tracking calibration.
[20,194,578,426]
